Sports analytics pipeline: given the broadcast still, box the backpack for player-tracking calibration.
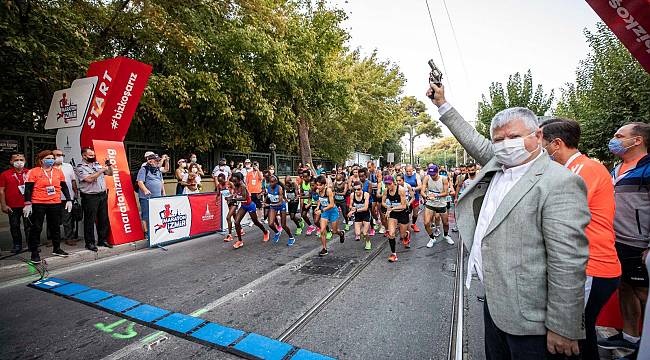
[132,166,151,193]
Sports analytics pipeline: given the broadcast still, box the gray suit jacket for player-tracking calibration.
[440,107,590,340]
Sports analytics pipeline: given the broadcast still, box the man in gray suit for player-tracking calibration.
[426,84,590,359]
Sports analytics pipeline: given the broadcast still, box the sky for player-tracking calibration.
[328,0,602,154]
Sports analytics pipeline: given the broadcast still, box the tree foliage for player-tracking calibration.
[476,70,554,139]
[555,23,650,162]
[0,0,409,163]
[399,96,441,164]
[418,136,466,168]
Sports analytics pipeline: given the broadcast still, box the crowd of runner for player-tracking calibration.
[212,159,478,261]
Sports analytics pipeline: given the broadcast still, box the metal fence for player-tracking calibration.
[0,130,332,178]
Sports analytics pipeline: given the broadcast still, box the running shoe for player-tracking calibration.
[355,235,360,241]
[306,225,316,236]
[374,224,379,230]
[273,231,281,243]
[53,248,69,257]
[233,240,244,249]
[326,231,333,240]
[318,248,329,257]
[433,226,441,238]
[339,231,345,243]
[444,235,454,245]
[403,231,411,248]
[427,237,437,248]
[344,223,350,231]
[598,333,639,350]
[364,240,372,251]
[378,226,385,234]
[388,254,398,262]
[295,227,303,235]
[316,231,320,237]
[287,237,296,246]
[299,219,306,229]
[411,224,421,233]
[451,225,459,232]
[224,234,233,242]
[238,228,246,236]
[263,231,270,242]
[369,228,375,236]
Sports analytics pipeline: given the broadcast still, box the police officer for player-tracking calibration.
[75,147,113,251]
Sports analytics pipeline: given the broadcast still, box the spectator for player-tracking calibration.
[53,149,78,246]
[541,118,621,359]
[235,162,244,175]
[241,158,252,178]
[175,159,188,195]
[24,150,73,262]
[315,163,325,175]
[245,161,263,211]
[598,122,650,354]
[184,163,201,194]
[188,153,205,177]
[75,147,113,251]
[428,84,589,358]
[212,158,231,188]
[159,154,171,174]
[137,152,165,234]
[0,153,30,253]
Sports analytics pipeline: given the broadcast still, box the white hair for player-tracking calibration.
[490,107,539,138]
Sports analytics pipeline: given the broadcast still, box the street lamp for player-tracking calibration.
[269,143,277,172]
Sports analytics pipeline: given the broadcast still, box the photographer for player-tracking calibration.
[75,147,113,251]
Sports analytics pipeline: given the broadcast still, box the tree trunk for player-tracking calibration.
[297,114,313,166]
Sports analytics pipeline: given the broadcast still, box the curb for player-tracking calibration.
[0,240,149,283]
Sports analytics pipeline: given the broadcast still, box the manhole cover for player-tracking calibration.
[298,256,356,277]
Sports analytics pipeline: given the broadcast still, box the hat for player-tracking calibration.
[427,165,439,175]
[384,175,394,184]
[144,151,155,158]
[177,158,187,165]
[220,158,227,163]
[244,158,251,163]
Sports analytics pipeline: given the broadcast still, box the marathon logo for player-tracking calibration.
[155,204,188,234]
[608,0,650,54]
[56,93,77,124]
[202,204,215,222]
[107,148,132,234]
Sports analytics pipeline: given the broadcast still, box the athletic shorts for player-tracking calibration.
[354,211,370,223]
[288,201,299,214]
[250,193,262,207]
[616,242,649,287]
[240,202,257,213]
[410,200,419,210]
[389,210,410,225]
[320,208,339,223]
[270,202,287,213]
[426,204,447,214]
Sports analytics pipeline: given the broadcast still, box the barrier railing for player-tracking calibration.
[447,234,465,360]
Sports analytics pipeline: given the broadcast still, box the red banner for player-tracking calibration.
[189,193,223,236]
[81,57,152,148]
[586,0,650,74]
[92,140,144,245]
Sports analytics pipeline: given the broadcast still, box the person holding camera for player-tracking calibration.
[75,147,113,251]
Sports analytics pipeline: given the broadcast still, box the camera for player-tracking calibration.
[105,159,112,166]
[428,59,443,99]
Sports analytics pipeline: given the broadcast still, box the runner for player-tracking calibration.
[404,165,422,233]
[347,181,371,250]
[215,173,237,242]
[367,161,381,234]
[376,170,388,236]
[310,178,321,236]
[314,175,345,256]
[333,173,350,231]
[298,170,316,235]
[358,167,375,237]
[381,175,408,262]
[421,165,454,248]
[284,175,304,235]
[266,175,295,246]
[395,174,414,249]
[231,172,269,249]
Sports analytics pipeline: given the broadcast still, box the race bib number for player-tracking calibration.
[251,179,257,185]
[46,186,56,196]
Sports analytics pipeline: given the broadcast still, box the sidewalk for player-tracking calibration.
[0,237,148,283]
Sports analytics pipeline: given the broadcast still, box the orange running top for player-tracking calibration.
[27,167,65,204]
[567,154,621,278]
[246,170,263,194]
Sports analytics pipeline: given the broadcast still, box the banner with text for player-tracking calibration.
[586,0,650,74]
[81,57,153,148]
[93,140,144,245]
[148,193,224,247]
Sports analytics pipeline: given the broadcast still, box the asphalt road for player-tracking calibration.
[0,215,481,360]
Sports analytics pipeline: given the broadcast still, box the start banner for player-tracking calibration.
[586,0,650,74]
[148,193,225,247]
[92,140,144,245]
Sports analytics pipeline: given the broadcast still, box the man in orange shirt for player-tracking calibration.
[541,118,621,359]
[245,160,264,215]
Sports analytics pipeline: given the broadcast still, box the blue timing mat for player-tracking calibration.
[29,278,335,360]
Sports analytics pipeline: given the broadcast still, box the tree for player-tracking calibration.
[400,96,442,164]
[555,23,650,162]
[418,136,467,168]
[476,70,554,139]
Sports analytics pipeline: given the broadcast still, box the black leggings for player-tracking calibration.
[29,203,62,252]
[580,276,620,360]
[335,201,348,224]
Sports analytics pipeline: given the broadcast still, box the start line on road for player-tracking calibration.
[29,277,334,360]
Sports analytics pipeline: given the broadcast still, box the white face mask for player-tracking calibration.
[492,132,537,167]
[13,161,25,169]
[55,156,64,164]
